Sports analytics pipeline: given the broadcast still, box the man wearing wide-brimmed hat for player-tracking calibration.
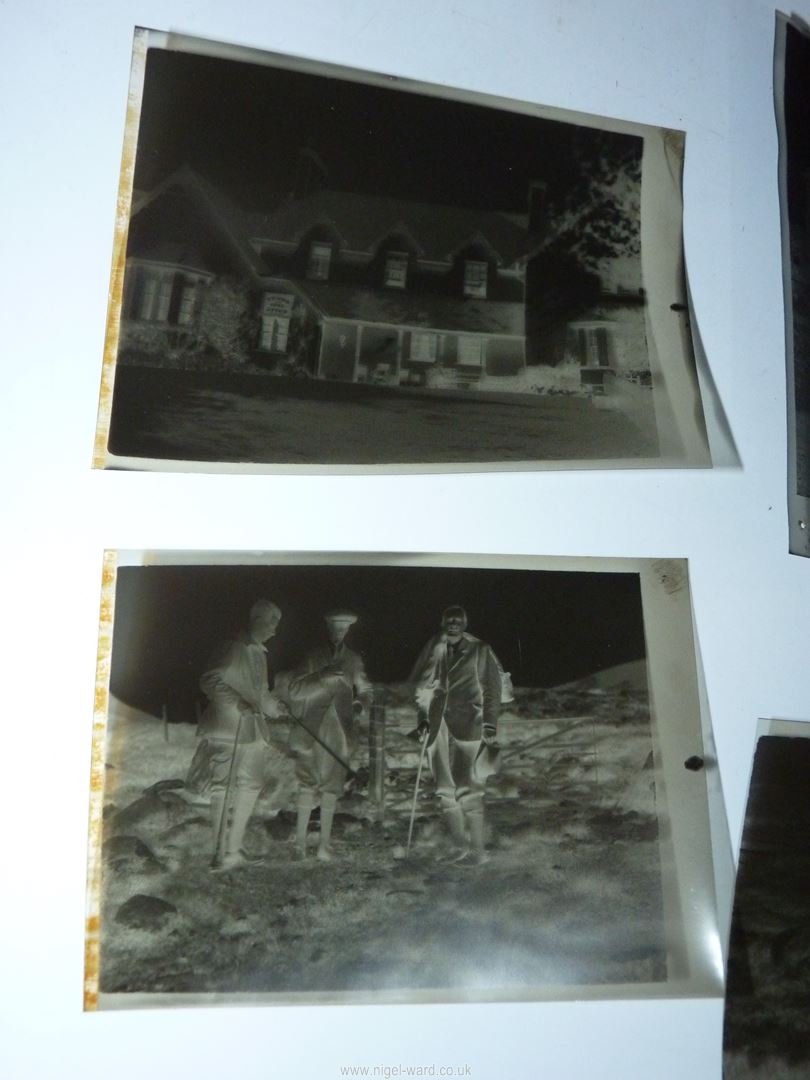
[287,608,373,860]
[410,605,503,867]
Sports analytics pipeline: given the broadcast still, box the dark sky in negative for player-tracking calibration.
[110,562,645,715]
[785,20,810,234]
[133,45,631,213]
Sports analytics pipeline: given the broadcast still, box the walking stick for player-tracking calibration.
[406,728,429,854]
[288,708,358,779]
[212,712,244,869]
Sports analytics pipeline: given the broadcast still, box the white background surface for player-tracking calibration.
[2,1,806,1076]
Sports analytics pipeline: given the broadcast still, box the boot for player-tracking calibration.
[294,792,315,857]
[318,792,338,861]
[227,788,262,861]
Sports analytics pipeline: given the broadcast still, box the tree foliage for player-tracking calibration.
[538,128,642,270]
[526,129,643,365]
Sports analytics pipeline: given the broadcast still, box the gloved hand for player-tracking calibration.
[261,690,289,720]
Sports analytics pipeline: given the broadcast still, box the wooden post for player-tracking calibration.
[367,696,386,826]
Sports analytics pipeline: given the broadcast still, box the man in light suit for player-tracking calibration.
[287,609,374,861]
[199,599,287,870]
[411,605,502,866]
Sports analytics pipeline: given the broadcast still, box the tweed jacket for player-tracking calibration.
[411,632,502,743]
[286,642,373,750]
[199,632,275,743]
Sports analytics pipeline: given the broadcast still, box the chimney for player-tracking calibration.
[292,144,329,198]
[527,181,547,240]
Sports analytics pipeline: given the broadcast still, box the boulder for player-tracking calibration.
[115,894,177,930]
[110,787,194,835]
[104,834,166,875]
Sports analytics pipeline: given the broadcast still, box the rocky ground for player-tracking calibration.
[95,673,666,1002]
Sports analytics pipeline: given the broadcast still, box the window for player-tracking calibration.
[260,316,290,353]
[136,273,172,321]
[138,275,158,320]
[130,264,208,326]
[155,278,172,322]
[457,336,485,366]
[463,259,488,298]
[575,326,612,367]
[384,251,408,289]
[307,241,332,280]
[177,284,197,326]
[410,332,438,363]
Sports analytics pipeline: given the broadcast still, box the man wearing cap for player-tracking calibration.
[199,599,288,870]
[410,605,502,866]
[287,609,373,860]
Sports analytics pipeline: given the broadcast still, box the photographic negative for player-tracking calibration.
[776,14,810,553]
[723,720,810,1077]
[85,552,724,1008]
[94,29,711,472]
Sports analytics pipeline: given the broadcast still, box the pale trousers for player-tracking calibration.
[428,720,484,811]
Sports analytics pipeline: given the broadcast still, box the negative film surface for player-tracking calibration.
[94,28,710,472]
[723,719,810,1077]
[86,552,724,1008]
[776,14,810,554]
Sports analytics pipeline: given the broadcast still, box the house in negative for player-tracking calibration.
[118,166,530,393]
[523,181,649,396]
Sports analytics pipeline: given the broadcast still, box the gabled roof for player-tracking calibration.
[248,189,530,266]
[131,166,530,277]
[129,166,271,281]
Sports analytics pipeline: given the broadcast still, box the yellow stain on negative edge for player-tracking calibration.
[83,552,118,1010]
[92,30,148,470]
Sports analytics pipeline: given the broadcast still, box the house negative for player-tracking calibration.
[85,552,725,1008]
[95,29,711,470]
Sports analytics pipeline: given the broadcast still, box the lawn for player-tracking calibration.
[106,366,659,466]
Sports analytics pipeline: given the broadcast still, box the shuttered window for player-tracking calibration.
[457,336,485,366]
[410,332,438,362]
[260,316,290,352]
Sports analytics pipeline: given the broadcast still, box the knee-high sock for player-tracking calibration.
[440,799,468,848]
[463,805,485,854]
[228,788,260,855]
[319,792,338,851]
[210,792,227,857]
[295,792,315,850]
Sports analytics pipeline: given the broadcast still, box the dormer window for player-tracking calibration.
[384,251,408,289]
[307,241,332,280]
[463,259,488,298]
